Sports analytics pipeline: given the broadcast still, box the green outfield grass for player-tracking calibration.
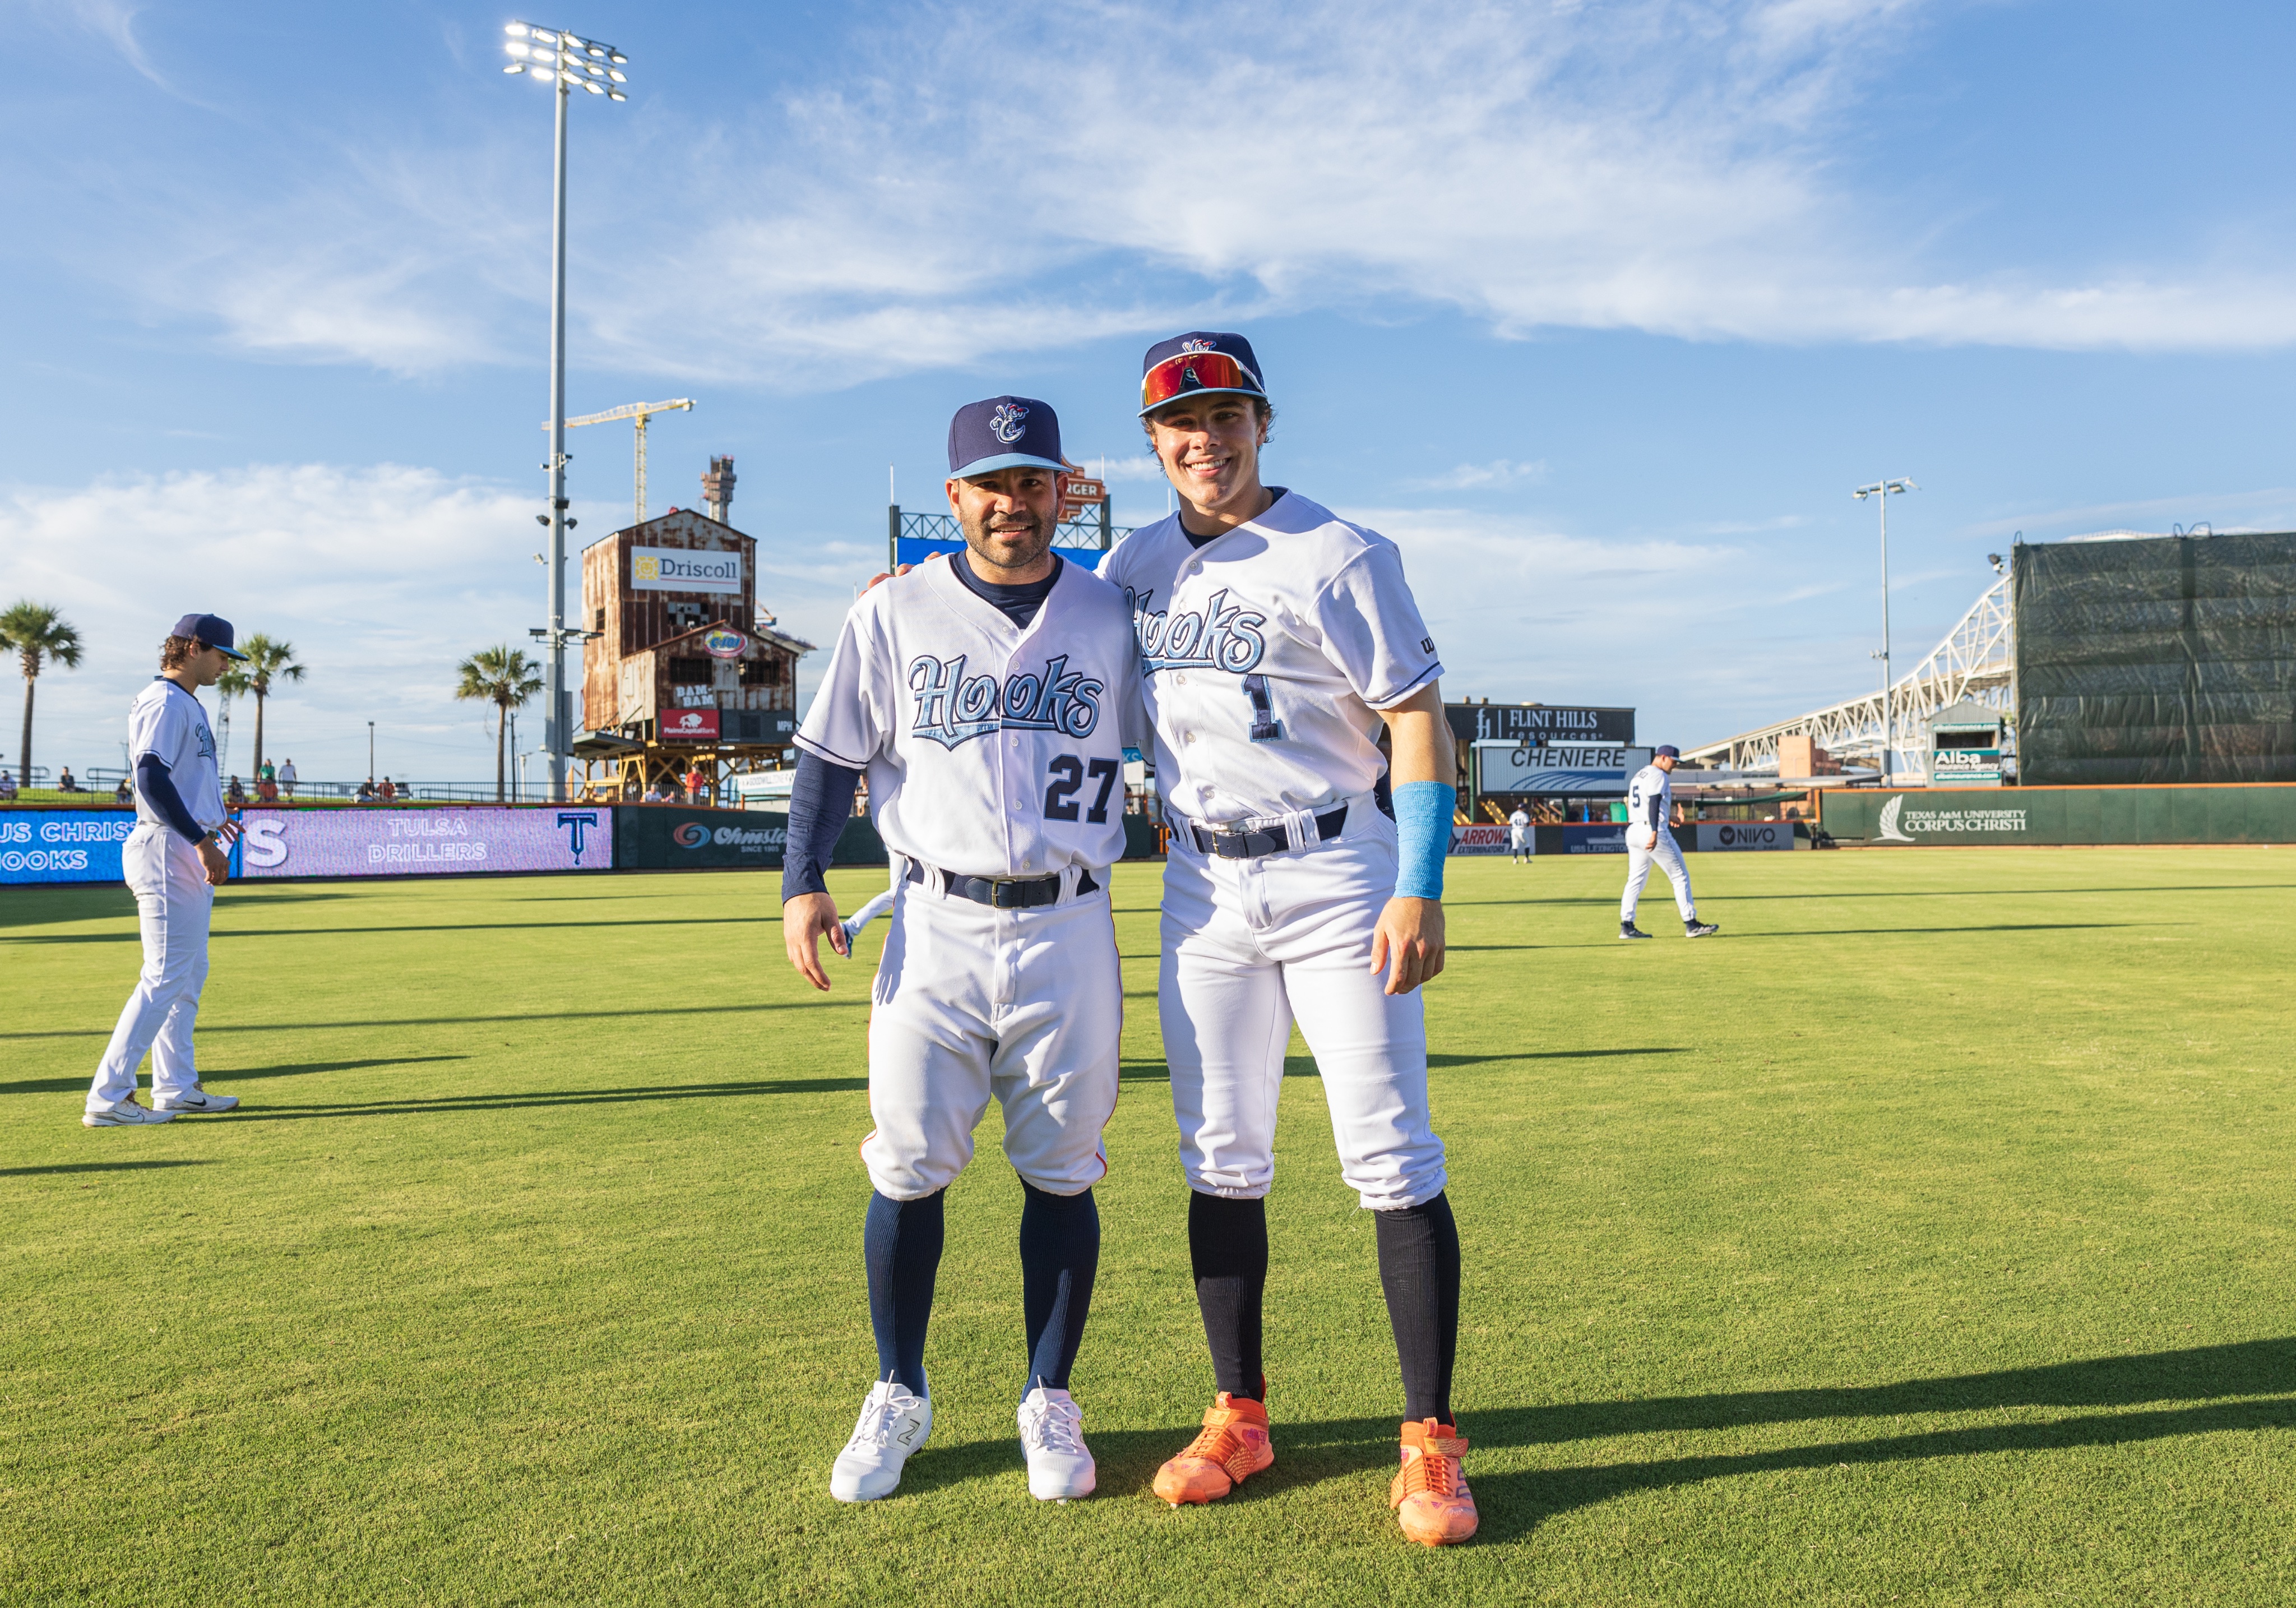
[3,849,2292,1606]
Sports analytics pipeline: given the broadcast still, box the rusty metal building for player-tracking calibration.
[575,458,813,796]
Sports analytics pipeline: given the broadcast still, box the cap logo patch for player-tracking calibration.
[988,401,1030,444]
[1181,337,1216,352]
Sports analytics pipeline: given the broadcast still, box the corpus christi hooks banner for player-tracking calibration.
[0,810,137,883]
[234,807,614,879]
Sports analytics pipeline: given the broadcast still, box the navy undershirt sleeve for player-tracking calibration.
[136,754,207,845]
[1647,785,1665,833]
[781,750,862,902]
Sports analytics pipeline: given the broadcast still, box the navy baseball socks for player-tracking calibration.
[834,1183,1101,1503]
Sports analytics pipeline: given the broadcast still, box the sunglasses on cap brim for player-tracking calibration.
[1140,351,1265,415]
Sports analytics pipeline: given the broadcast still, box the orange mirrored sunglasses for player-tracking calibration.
[1140,350,1265,415]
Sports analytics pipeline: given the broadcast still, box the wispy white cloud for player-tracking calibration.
[1409,459,1550,491]
[59,0,2296,384]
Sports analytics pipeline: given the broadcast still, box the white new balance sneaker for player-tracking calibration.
[153,1085,239,1114]
[830,1381,932,1503]
[82,1098,175,1128]
[1017,1385,1096,1501]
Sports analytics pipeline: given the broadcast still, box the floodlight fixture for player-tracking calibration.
[1849,474,1918,783]
[501,19,631,798]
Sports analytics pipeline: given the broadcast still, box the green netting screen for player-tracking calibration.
[2013,533,2296,785]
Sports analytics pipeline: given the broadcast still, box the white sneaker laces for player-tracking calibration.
[1021,1393,1086,1456]
[849,1385,921,1451]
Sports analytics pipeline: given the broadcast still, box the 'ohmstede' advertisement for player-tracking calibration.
[235,807,613,879]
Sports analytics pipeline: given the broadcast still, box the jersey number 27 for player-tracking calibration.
[1045,755,1120,823]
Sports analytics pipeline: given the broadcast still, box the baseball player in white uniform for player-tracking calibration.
[84,614,248,1126]
[1619,745,1718,939]
[1103,332,1476,1547]
[782,397,1142,1506]
[1507,805,1532,863]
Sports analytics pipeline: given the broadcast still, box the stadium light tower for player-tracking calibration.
[1853,477,1918,783]
[502,20,628,801]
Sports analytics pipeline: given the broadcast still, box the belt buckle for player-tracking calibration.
[989,879,1025,909]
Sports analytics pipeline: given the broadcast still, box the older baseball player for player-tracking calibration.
[1619,745,1718,939]
[1103,332,1475,1547]
[84,614,248,1127]
[782,397,1141,1506]
[1507,804,1532,864]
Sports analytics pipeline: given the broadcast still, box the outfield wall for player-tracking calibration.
[1824,783,2296,845]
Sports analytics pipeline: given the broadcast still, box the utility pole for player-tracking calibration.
[1853,478,1918,783]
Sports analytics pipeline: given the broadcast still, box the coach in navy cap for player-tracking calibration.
[171,613,250,661]
[947,395,1068,479]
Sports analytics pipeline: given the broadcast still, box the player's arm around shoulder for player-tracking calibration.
[1372,680,1455,997]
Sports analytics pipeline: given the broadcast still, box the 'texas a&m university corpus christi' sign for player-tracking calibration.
[631,547,743,594]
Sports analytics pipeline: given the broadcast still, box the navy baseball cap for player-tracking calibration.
[1655,744,1681,759]
[173,613,248,660]
[1140,331,1266,417]
[947,396,1066,480]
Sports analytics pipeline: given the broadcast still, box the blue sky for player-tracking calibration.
[7,0,2295,784]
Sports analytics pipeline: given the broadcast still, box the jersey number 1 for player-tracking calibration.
[1045,756,1119,823]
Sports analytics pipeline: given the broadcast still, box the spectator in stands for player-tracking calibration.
[259,759,276,793]
[114,777,133,805]
[278,758,297,798]
[642,780,666,803]
[1,770,20,801]
[684,764,707,804]
[58,766,79,792]
[256,773,279,803]
[378,777,398,802]
[355,779,375,803]
[226,775,247,807]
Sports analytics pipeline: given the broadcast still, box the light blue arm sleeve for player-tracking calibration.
[1391,780,1455,900]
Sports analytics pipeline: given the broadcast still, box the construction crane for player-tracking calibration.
[547,398,696,530]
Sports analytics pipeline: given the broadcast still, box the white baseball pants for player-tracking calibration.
[862,865,1120,1202]
[89,825,213,1111]
[1160,805,1447,1212]
[1621,828,1696,923]
[1509,828,1530,860]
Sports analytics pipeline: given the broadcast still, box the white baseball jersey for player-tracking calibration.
[1101,492,1441,825]
[127,678,224,833]
[1624,764,1674,838]
[1507,808,1530,831]
[795,556,1142,878]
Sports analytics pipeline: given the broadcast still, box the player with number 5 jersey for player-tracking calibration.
[783,395,1144,1509]
[1104,332,1477,1546]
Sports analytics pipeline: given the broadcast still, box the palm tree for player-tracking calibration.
[455,646,545,801]
[214,663,251,777]
[235,634,305,781]
[0,602,82,787]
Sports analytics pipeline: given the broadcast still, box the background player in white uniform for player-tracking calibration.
[1102,332,1478,1548]
[782,397,1141,1505]
[1619,745,1718,939]
[85,614,248,1126]
[1507,804,1532,863]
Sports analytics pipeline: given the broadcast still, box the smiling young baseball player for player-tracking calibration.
[783,397,1141,1505]
[1619,745,1718,939]
[1101,333,1476,1547]
[84,614,248,1127]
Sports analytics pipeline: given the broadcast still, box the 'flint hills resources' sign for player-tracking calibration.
[632,546,743,594]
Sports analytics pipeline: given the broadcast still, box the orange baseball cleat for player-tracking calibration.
[1152,1390,1274,1506]
[1391,1419,1477,1546]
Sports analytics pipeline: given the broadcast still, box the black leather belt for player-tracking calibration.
[1187,803,1348,860]
[907,860,1100,909]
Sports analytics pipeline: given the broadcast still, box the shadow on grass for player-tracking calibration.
[0,999,860,1042]
[1114,1048,1685,1083]
[0,1159,216,1177]
[223,1074,870,1121]
[0,1055,469,1097]
[890,1339,2296,1537]
[1451,884,2296,910]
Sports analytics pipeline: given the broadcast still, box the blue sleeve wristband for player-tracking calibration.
[1391,780,1455,900]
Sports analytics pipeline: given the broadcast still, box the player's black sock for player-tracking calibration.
[864,1187,945,1397]
[1187,1190,1267,1401]
[1373,1190,1461,1425]
[1017,1180,1100,1399]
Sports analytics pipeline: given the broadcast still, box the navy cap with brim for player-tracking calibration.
[949,451,1067,480]
[173,612,248,659]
